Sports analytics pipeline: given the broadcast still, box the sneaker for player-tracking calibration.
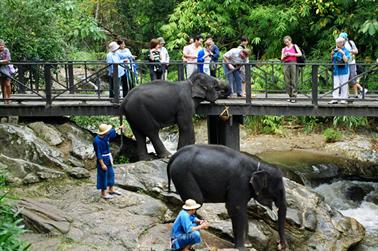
[363,88,368,95]
[101,194,113,200]
[290,99,296,103]
[340,100,347,104]
[286,99,292,102]
[328,100,338,104]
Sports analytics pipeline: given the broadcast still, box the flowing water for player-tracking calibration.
[257,151,378,251]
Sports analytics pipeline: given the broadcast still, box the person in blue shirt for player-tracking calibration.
[106,41,125,98]
[93,123,124,199]
[329,37,351,104]
[171,199,209,251]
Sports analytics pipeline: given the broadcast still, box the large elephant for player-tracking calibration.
[121,72,226,160]
[167,144,287,250]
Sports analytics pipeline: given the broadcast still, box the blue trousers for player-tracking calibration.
[223,64,242,96]
[96,165,115,190]
[171,231,201,250]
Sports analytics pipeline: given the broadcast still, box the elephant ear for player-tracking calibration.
[250,171,269,196]
[190,72,209,99]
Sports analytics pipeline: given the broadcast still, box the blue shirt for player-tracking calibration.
[107,52,125,77]
[171,210,198,239]
[210,44,220,62]
[333,48,350,76]
[93,128,117,166]
[197,48,207,73]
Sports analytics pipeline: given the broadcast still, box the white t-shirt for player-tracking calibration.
[344,40,357,64]
[223,48,247,65]
[160,47,170,63]
[184,44,202,63]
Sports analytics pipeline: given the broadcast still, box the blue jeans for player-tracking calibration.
[171,231,201,250]
[223,64,242,96]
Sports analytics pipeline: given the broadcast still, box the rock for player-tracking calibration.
[28,122,64,146]
[17,199,72,235]
[57,123,95,160]
[66,167,90,179]
[0,124,68,170]
[0,154,65,185]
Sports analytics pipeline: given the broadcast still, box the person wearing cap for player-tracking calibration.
[106,41,125,98]
[223,48,250,98]
[171,199,209,251]
[329,37,351,104]
[93,123,124,199]
[339,32,367,98]
[158,37,170,80]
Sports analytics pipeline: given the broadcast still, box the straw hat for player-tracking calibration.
[182,199,201,210]
[109,41,120,52]
[96,124,112,135]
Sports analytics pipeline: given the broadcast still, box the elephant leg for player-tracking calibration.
[148,131,171,158]
[177,115,195,149]
[226,199,248,249]
[132,128,150,160]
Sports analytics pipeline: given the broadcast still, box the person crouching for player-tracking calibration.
[171,199,209,251]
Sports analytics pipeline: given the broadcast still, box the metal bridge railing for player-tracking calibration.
[2,60,377,106]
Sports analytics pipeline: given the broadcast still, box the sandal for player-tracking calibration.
[101,194,113,200]
[109,190,122,196]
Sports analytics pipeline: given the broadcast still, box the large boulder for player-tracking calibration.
[28,122,64,146]
[115,160,365,251]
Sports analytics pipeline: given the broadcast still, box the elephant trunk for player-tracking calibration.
[277,204,287,250]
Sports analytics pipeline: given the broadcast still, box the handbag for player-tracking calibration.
[294,44,306,66]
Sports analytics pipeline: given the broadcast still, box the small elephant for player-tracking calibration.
[121,72,226,160]
[167,144,287,250]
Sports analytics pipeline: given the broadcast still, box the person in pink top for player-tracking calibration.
[183,35,203,78]
[281,36,302,103]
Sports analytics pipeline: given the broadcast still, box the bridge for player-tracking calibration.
[0,61,377,150]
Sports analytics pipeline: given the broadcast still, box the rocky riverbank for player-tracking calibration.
[0,119,376,250]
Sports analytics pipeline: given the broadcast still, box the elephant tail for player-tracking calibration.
[166,152,178,193]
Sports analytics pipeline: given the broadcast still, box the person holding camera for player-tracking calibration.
[329,37,351,104]
[149,38,163,81]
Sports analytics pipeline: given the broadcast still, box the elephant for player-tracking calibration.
[167,144,287,250]
[121,72,227,160]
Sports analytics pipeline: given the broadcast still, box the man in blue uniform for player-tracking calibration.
[93,123,124,199]
[171,199,209,251]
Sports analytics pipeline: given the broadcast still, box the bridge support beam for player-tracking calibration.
[207,115,243,151]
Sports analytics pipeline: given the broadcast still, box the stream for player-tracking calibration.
[257,151,378,251]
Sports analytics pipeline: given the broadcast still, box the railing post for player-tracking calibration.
[178,63,185,81]
[44,64,52,106]
[68,61,74,94]
[18,64,25,94]
[113,63,120,103]
[245,63,252,104]
[311,64,319,106]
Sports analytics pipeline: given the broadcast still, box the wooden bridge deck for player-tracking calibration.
[0,93,377,117]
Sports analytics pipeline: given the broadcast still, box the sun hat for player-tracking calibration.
[182,199,201,210]
[339,32,348,39]
[157,37,165,44]
[109,41,120,52]
[96,124,112,135]
[336,37,345,44]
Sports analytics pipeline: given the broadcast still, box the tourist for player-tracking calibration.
[0,39,13,104]
[158,37,170,80]
[223,48,250,97]
[117,39,135,97]
[149,38,163,80]
[281,35,302,103]
[93,123,124,200]
[171,199,209,251]
[339,32,367,98]
[237,36,250,96]
[329,37,351,104]
[237,35,249,50]
[197,39,212,75]
[207,37,220,77]
[106,41,125,98]
[182,37,194,63]
[183,35,203,78]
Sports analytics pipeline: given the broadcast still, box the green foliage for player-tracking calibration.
[244,116,284,135]
[113,155,129,164]
[0,0,105,60]
[323,128,343,143]
[0,173,30,251]
[333,116,368,129]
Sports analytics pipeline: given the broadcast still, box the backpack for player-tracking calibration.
[294,44,306,67]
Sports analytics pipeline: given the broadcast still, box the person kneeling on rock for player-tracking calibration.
[93,123,124,200]
[171,199,209,251]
